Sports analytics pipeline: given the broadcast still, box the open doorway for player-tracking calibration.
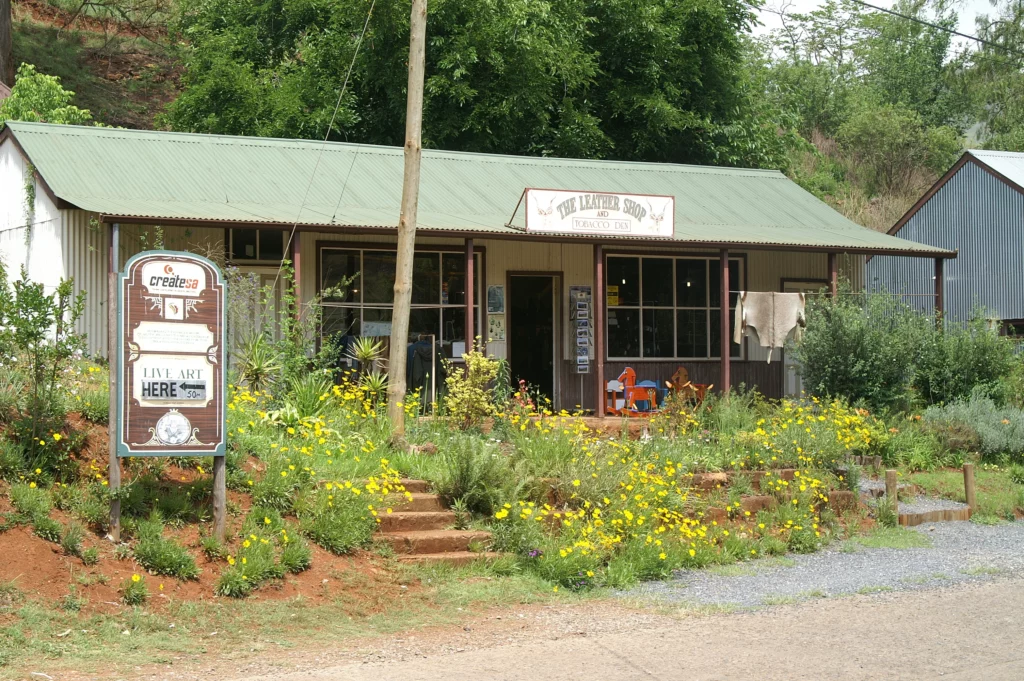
[508,274,558,401]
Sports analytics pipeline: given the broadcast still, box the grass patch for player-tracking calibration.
[961,565,1005,576]
[762,594,797,606]
[0,560,563,677]
[910,469,1024,520]
[844,526,932,550]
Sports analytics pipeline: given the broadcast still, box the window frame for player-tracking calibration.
[227,228,287,263]
[605,253,745,362]
[317,242,484,353]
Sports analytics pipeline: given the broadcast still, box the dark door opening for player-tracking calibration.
[508,275,556,400]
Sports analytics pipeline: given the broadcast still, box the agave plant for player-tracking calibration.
[360,370,388,405]
[284,372,332,419]
[346,336,384,374]
[234,333,281,394]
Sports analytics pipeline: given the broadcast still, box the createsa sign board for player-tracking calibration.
[117,252,226,457]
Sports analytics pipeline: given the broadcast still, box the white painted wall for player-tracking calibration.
[0,139,65,291]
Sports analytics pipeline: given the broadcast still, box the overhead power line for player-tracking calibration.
[845,0,1024,59]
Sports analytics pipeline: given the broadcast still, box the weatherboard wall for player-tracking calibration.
[867,161,1024,321]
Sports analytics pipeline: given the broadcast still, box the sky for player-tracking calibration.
[753,0,1003,48]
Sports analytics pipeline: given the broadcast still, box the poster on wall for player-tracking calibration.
[118,252,226,457]
[519,188,674,238]
[487,285,505,313]
[488,314,506,341]
[569,285,593,374]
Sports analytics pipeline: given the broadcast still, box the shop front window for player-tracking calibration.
[606,255,742,360]
[319,246,480,358]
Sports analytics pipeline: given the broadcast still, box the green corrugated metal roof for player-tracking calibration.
[5,121,951,255]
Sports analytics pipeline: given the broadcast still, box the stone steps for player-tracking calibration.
[397,551,504,566]
[378,510,457,533]
[378,480,495,565]
[384,529,492,554]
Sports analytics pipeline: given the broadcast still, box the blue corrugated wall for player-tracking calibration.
[867,161,1024,322]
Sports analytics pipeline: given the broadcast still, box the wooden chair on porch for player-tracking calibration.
[667,366,712,405]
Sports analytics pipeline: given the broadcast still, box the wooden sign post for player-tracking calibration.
[113,252,228,539]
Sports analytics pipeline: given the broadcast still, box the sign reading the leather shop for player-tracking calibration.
[523,188,675,238]
[118,252,226,457]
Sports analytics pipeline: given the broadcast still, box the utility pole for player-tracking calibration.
[386,0,427,437]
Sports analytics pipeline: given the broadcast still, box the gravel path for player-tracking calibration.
[627,521,1024,609]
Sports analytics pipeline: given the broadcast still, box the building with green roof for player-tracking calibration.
[0,122,952,408]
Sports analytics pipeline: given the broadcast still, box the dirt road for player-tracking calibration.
[226,577,1024,681]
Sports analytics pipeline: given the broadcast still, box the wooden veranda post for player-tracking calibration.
[719,249,730,396]
[386,0,427,436]
[828,252,838,297]
[594,244,605,416]
[934,257,944,321]
[291,231,302,313]
[107,223,121,541]
[465,238,474,351]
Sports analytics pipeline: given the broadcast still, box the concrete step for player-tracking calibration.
[383,529,492,555]
[378,511,457,533]
[394,493,446,512]
[397,551,504,566]
[399,478,432,494]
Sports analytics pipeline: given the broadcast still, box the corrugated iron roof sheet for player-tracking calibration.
[968,149,1024,191]
[6,121,950,255]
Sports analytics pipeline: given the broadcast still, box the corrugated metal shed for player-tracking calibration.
[4,121,948,256]
[868,153,1024,321]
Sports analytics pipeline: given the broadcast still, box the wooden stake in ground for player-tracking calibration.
[885,469,898,518]
[963,463,976,513]
[386,0,428,437]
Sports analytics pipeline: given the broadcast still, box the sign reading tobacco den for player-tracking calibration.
[118,252,226,457]
[523,188,675,238]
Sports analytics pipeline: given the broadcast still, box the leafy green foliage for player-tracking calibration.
[166,0,780,168]
[121,574,149,606]
[793,288,927,412]
[924,396,1024,462]
[915,318,1017,405]
[0,63,94,126]
[131,513,201,580]
[430,435,511,516]
[296,488,376,555]
[0,262,87,478]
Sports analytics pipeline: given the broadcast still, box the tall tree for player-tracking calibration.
[165,0,774,167]
[0,0,12,86]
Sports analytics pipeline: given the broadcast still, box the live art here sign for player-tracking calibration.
[117,252,226,457]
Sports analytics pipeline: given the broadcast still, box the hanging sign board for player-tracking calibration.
[117,252,226,457]
[522,188,674,238]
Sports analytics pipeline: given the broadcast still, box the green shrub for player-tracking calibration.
[0,367,25,423]
[431,435,512,516]
[132,513,201,580]
[60,522,84,557]
[121,574,148,606]
[81,546,99,565]
[9,482,51,520]
[924,396,1024,461]
[0,437,24,478]
[76,386,110,424]
[201,534,227,560]
[215,568,254,598]
[443,341,499,429]
[33,516,63,543]
[915,317,1016,405]
[284,372,332,420]
[279,535,312,574]
[793,287,927,412]
[297,489,376,555]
